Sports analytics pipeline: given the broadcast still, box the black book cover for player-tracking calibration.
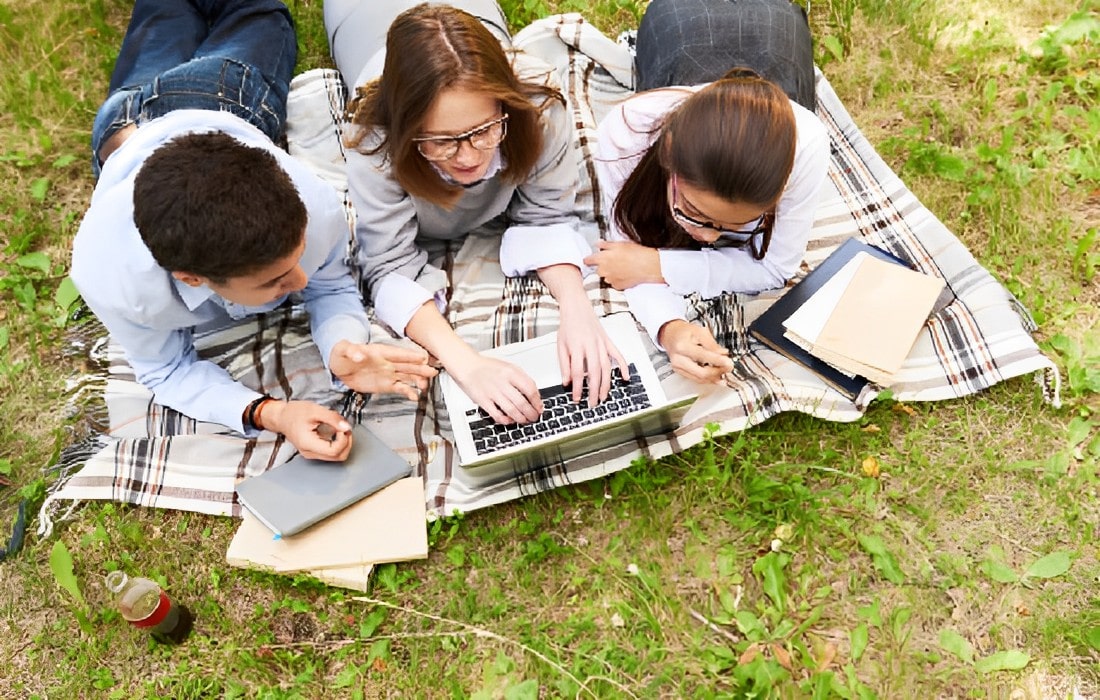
[748,237,911,399]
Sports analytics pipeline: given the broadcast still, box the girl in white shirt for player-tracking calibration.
[325,1,625,425]
[586,0,830,385]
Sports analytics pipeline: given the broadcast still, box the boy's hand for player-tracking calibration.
[329,341,438,401]
[261,399,353,461]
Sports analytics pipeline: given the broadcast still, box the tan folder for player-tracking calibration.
[810,254,945,385]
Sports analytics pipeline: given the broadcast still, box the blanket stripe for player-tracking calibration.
[39,14,1058,534]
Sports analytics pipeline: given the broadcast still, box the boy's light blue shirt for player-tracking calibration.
[71,110,370,435]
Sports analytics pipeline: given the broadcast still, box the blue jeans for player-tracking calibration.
[91,0,296,178]
[636,0,816,111]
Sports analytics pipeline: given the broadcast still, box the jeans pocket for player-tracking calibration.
[143,57,285,143]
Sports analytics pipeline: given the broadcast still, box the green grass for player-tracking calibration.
[1,0,1098,697]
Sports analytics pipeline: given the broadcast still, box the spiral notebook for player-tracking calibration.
[234,423,413,536]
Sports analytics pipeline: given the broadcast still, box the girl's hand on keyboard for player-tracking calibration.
[452,354,544,424]
[536,264,629,406]
[556,304,629,407]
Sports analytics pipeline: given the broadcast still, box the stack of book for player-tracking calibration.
[750,238,946,399]
[227,424,429,591]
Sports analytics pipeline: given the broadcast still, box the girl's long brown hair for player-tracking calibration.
[345,3,562,208]
[612,70,797,251]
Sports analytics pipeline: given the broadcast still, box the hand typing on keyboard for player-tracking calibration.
[448,352,544,425]
[465,364,650,455]
[553,296,631,407]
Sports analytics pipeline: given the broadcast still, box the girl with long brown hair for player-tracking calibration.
[585,0,830,385]
[324,1,626,426]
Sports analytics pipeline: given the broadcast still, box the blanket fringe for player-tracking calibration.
[37,433,109,538]
[1004,292,1061,407]
[1007,292,1040,333]
[36,495,84,540]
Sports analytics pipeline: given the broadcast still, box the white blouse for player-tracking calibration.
[595,85,830,344]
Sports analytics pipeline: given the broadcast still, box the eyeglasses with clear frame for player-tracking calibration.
[668,174,773,260]
[412,114,509,162]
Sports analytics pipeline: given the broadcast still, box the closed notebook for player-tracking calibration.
[234,423,413,537]
[227,476,428,575]
[748,238,916,399]
[781,253,867,355]
[783,252,945,386]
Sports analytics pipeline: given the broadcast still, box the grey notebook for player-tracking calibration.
[234,424,413,537]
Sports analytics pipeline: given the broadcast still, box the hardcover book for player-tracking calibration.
[227,476,428,590]
[748,238,938,399]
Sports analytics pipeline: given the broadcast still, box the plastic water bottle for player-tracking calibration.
[104,571,193,644]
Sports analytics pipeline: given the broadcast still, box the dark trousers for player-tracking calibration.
[636,0,816,111]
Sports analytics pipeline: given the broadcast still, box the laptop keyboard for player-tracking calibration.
[465,363,651,456]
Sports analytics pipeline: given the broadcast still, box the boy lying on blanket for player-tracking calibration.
[70,0,437,463]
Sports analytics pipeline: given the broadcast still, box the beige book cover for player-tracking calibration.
[298,563,375,593]
[782,253,867,352]
[803,345,894,386]
[226,476,428,576]
[810,254,944,383]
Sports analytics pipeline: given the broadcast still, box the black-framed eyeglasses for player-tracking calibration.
[412,114,509,162]
[705,213,774,259]
[669,174,773,260]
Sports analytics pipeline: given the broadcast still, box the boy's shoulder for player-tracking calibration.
[71,174,176,324]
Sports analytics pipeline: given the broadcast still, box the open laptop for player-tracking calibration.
[440,312,697,478]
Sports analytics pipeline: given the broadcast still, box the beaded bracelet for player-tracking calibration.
[243,395,273,432]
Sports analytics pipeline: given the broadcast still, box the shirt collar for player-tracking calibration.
[429,149,504,188]
[173,276,217,311]
[173,277,290,320]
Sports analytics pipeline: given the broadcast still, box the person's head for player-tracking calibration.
[612,70,797,257]
[346,3,560,206]
[132,132,309,306]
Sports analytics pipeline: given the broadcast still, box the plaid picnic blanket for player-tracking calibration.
[39,14,1059,535]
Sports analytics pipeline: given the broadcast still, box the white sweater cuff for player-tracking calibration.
[624,283,689,349]
[373,273,437,337]
[658,249,712,296]
[500,222,592,277]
